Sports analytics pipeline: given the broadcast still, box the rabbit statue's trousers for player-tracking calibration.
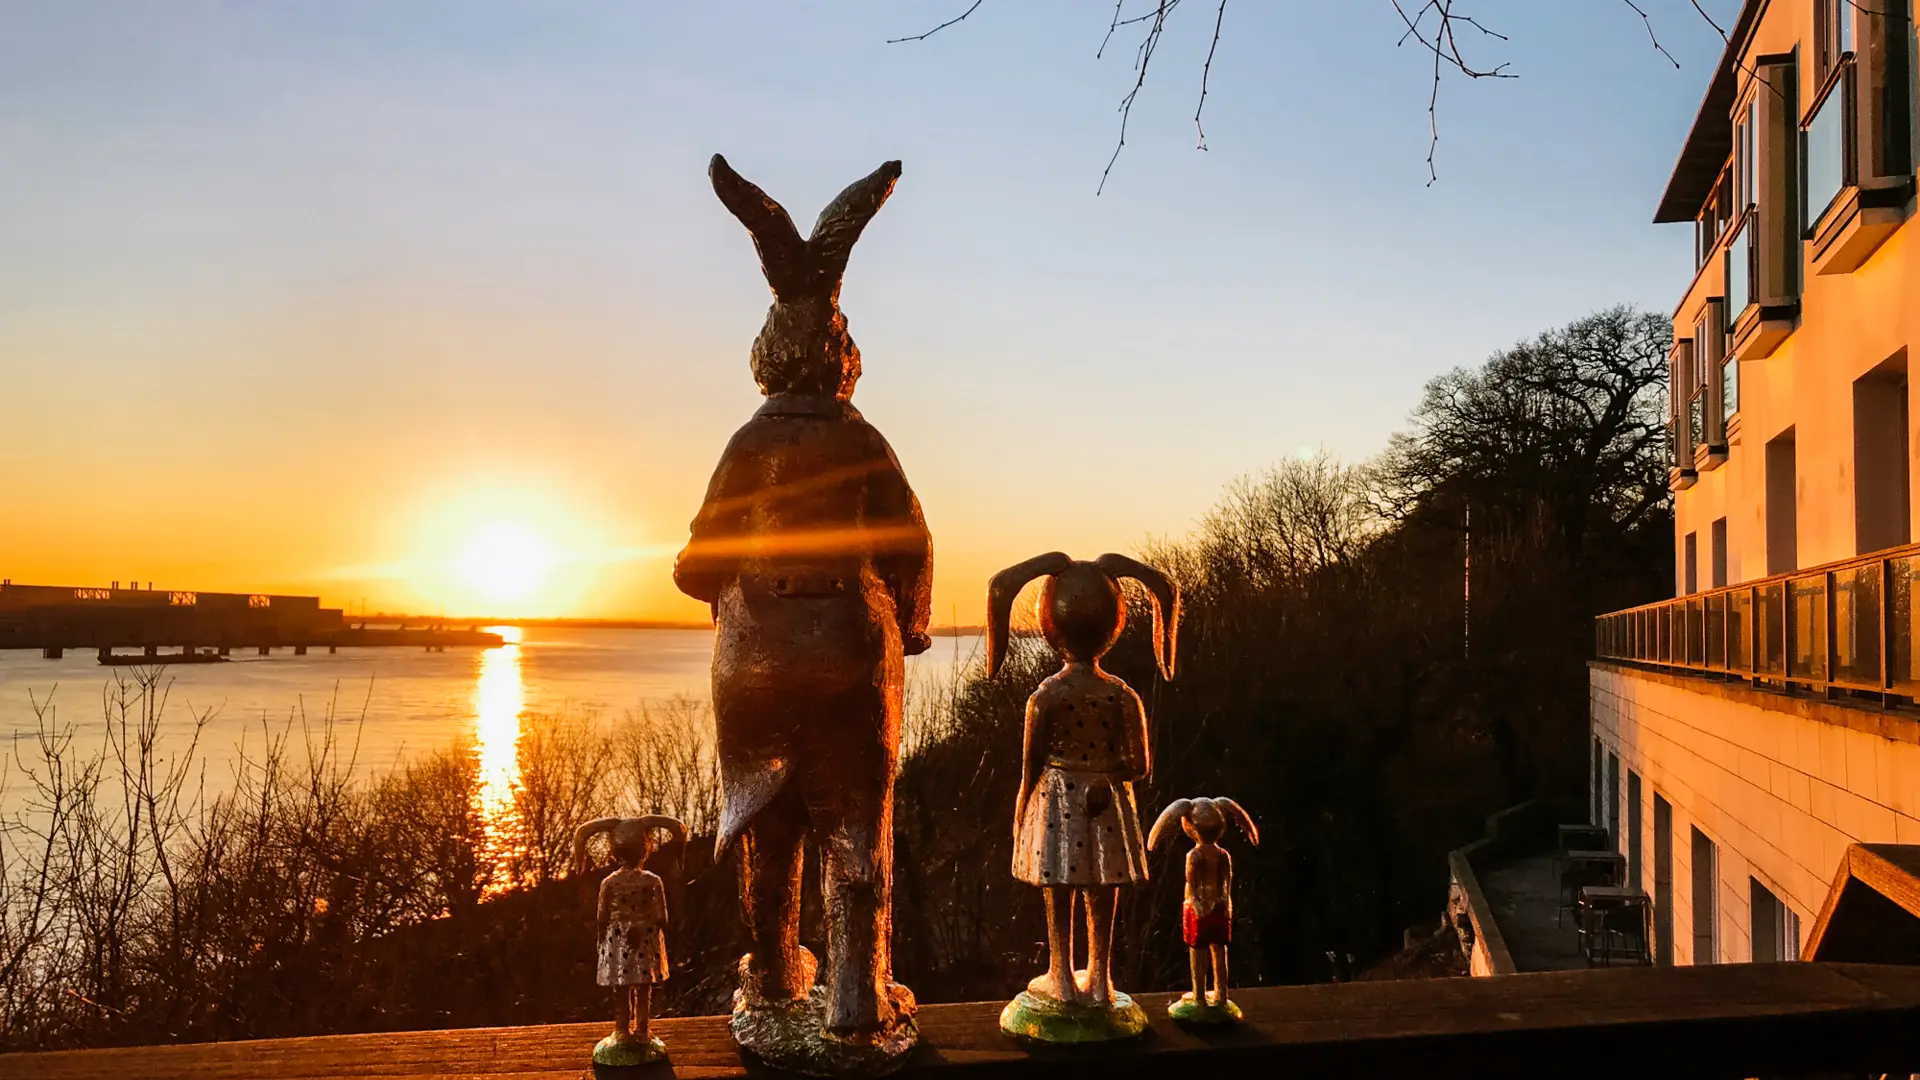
[716,585,903,1035]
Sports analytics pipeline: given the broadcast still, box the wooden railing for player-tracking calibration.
[1595,540,1920,698]
[7,963,1920,1079]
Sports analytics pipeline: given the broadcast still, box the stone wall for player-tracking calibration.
[1591,662,1920,964]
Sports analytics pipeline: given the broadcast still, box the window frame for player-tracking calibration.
[1802,46,1859,235]
[1725,91,1761,327]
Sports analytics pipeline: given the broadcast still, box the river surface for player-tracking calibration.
[0,626,985,815]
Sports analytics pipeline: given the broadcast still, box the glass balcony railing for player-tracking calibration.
[1595,541,1920,696]
[1804,68,1854,231]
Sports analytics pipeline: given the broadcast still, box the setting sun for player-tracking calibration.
[456,522,555,604]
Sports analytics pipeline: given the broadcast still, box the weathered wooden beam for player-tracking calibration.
[1807,844,1920,963]
[6,963,1920,1080]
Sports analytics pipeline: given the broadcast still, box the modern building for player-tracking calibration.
[1590,0,1920,966]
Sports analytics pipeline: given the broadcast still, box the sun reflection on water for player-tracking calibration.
[473,625,524,883]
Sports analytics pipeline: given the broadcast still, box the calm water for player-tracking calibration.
[0,626,984,816]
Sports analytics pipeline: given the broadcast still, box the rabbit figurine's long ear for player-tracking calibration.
[1094,553,1180,679]
[1149,800,1193,852]
[640,814,689,871]
[1215,797,1259,846]
[639,815,688,847]
[985,552,1072,678]
[572,817,620,874]
[806,160,902,297]
[710,154,810,299]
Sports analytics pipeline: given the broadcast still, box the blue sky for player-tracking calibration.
[0,1,1736,619]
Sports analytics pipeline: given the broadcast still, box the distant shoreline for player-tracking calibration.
[437,616,984,636]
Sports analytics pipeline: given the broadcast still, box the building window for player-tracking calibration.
[1767,429,1799,574]
[1805,1,1858,233]
[1723,352,1740,426]
[1643,795,1674,960]
[1805,0,1915,244]
[1592,737,1604,827]
[1696,168,1736,268]
[1654,795,1675,966]
[1606,753,1621,848]
[1750,880,1801,961]
[1816,0,1855,87]
[1737,96,1757,213]
[1695,301,1728,452]
[1626,771,1643,892]
[1726,97,1758,323]
[1691,827,1719,964]
[1670,339,1697,467]
[1854,354,1911,554]
[1685,532,1699,595]
[1738,56,1802,317]
[1711,518,1729,588]
[1725,220,1753,323]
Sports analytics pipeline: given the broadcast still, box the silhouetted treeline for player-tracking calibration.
[0,307,1672,1051]
[890,305,1674,993]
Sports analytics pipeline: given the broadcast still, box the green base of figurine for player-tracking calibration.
[998,973,1148,1044]
[1167,992,1242,1025]
[592,1032,667,1067]
[729,959,919,1078]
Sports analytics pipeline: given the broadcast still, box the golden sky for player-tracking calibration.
[0,4,1719,623]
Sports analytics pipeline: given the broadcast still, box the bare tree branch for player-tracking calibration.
[1194,0,1228,150]
[886,0,982,44]
[890,0,1738,191]
[1620,0,1682,67]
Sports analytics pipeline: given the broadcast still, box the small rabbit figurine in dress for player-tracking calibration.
[574,815,688,1066]
[986,553,1177,1043]
[1149,797,1258,1023]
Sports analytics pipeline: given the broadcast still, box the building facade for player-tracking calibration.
[1594,0,1920,965]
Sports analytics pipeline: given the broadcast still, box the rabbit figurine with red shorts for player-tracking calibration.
[1149,796,1258,1024]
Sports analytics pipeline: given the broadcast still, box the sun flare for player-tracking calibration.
[456,522,555,604]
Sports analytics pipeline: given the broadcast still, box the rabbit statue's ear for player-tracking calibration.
[1094,554,1180,679]
[639,815,688,847]
[986,552,1072,678]
[1214,797,1259,846]
[572,817,621,874]
[806,160,903,298]
[1149,799,1193,851]
[710,154,810,299]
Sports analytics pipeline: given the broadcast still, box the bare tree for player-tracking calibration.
[1375,305,1672,569]
[890,1,1735,190]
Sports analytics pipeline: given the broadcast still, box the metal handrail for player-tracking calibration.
[1595,540,1920,697]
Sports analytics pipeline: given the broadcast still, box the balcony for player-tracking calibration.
[1595,541,1920,699]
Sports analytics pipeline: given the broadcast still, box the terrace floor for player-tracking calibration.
[1478,849,1587,972]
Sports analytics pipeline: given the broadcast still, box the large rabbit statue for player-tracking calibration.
[675,154,930,1076]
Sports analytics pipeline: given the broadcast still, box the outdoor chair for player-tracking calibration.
[1577,887,1653,967]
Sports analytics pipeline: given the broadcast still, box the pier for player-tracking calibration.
[0,582,502,659]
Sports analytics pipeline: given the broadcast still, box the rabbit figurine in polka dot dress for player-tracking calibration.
[574,814,687,1067]
[985,553,1178,1044]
